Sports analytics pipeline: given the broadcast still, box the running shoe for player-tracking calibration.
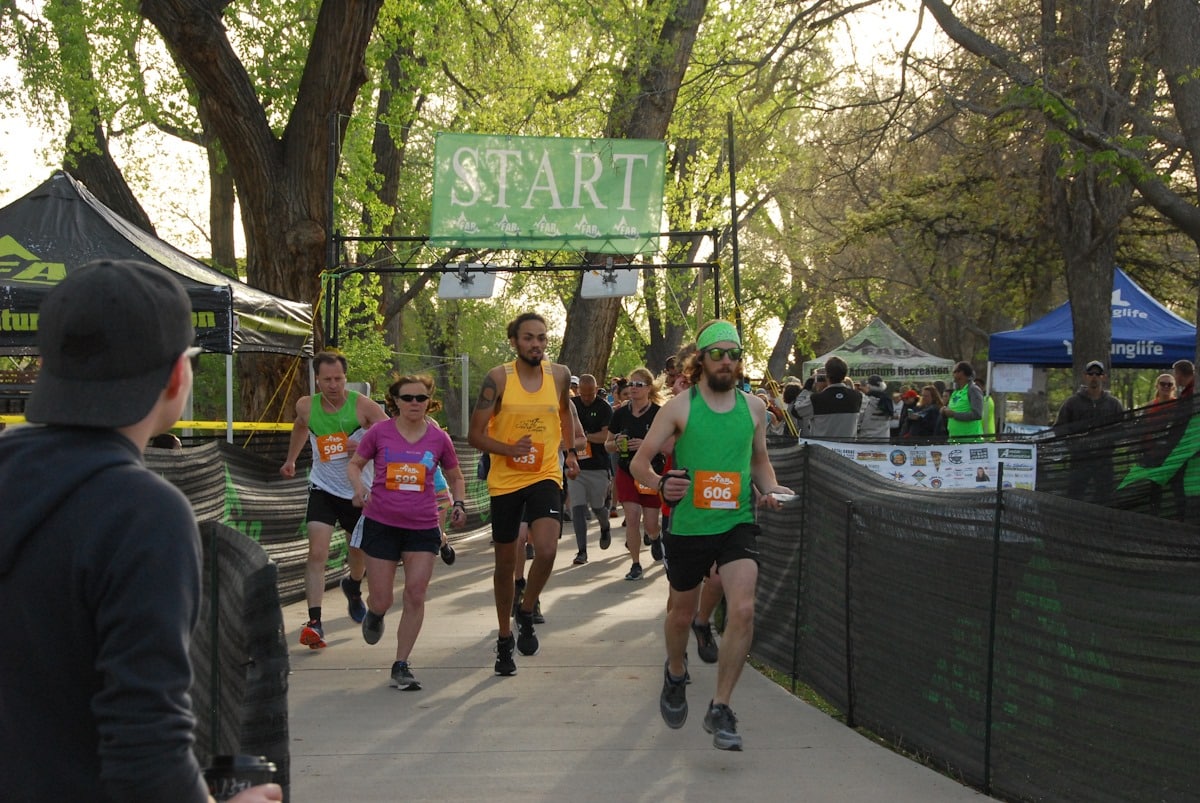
[341,576,366,623]
[532,599,545,625]
[390,660,421,691]
[515,609,539,656]
[650,537,664,562]
[299,620,325,649]
[525,541,534,560]
[495,634,517,676]
[440,542,456,565]
[624,563,644,581]
[573,551,588,565]
[362,610,385,645]
[703,701,743,750]
[599,527,612,550]
[691,619,719,664]
[643,531,651,546]
[659,661,688,728]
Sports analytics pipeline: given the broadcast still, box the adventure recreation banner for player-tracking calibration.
[801,439,1038,490]
[429,134,666,254]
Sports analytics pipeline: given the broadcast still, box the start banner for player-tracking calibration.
[801,439,1038,490]
[430,133,666,254]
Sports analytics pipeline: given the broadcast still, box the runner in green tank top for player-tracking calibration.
[631,319,794,752]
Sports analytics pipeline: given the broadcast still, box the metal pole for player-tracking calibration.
[460,354,470,438]
[727,113,743,339]
[983,462,1005,796]
[225,354,234,444]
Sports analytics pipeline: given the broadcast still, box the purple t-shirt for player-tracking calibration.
[355,420,460,529]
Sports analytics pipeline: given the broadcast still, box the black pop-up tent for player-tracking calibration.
[0,171,313,357]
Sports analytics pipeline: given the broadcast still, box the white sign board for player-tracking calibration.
[991,363,1036,393]
[802,439,1038,490]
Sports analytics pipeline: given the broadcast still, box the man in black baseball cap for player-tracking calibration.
[1053,357,1125,502]
[0,259,280,802]
[24,258,199,427]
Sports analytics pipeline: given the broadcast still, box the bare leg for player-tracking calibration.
[363,554,399,616]
[519,516,560,613]
[623,501,644,563]
[346,544,366,582]
[393,552,435,662]
[304,521,334,612]
[514,521,529,582]
[493,540,518,637]
[665,584,702,677]
[697,566,723,623]
[711,558,757,706]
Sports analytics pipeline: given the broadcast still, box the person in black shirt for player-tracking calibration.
[568,374,615,563]
[605,367,668,580]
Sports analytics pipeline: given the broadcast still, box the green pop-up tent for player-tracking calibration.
[801,318,955,385]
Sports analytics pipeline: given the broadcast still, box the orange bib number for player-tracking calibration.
[505,441,546,473]
[692,470,741,510]
[316,432,350,462]
[386,462,427,492]
[636,478,659,495]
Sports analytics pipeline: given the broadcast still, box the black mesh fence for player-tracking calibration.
[754,441,1200,802]
[191,522,290,799]
[156,414,1200,801]
[147,439,491,606]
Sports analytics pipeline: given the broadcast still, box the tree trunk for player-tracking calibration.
[206,143,237,274]
[1151,0,1200,362]
[53,0,153,232]
[142,0,385,420]
[559,0,708,380]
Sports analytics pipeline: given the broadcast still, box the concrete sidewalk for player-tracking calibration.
[285,525,988,802]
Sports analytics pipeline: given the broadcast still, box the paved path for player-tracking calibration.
[285,524,989,802]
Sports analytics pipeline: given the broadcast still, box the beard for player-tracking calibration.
[704,365,739,392]
[518,350,542,367]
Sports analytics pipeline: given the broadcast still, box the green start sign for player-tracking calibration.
[430,134,666,255]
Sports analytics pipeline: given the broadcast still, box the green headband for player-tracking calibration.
[697,320,741,350]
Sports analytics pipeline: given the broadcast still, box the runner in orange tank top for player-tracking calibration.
[468,312,579,675]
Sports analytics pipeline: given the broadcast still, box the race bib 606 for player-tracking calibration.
[692,470,741,510]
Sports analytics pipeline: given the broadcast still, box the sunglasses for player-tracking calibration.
[396,394,430,403]
[1159,381,1175,387]
[1085,370,1105,376]
[628,381,650,388]
[704,347,744,361]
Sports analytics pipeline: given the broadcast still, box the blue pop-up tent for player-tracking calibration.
[988,268,1196,368]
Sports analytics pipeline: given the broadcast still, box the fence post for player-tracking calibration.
[983,462,1005,796]
[208,524,221,757]
[790,444,809,695]
[844,498,856,729]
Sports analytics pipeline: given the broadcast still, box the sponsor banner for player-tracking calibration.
[430,133,665,254]
[802,439,1038,490]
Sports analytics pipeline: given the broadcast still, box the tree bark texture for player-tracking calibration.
[559,0,708,381]
[140,0,385,419]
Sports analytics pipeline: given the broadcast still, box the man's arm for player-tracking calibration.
[586,402,612,447]
[630,394,684,491]
[963,384,984,421]
[280,396,312,477]
[347,453,370,507]
[356,392,389,429]
[467,366,512,455]
[746,394,791,504]
[556,365,581,475]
